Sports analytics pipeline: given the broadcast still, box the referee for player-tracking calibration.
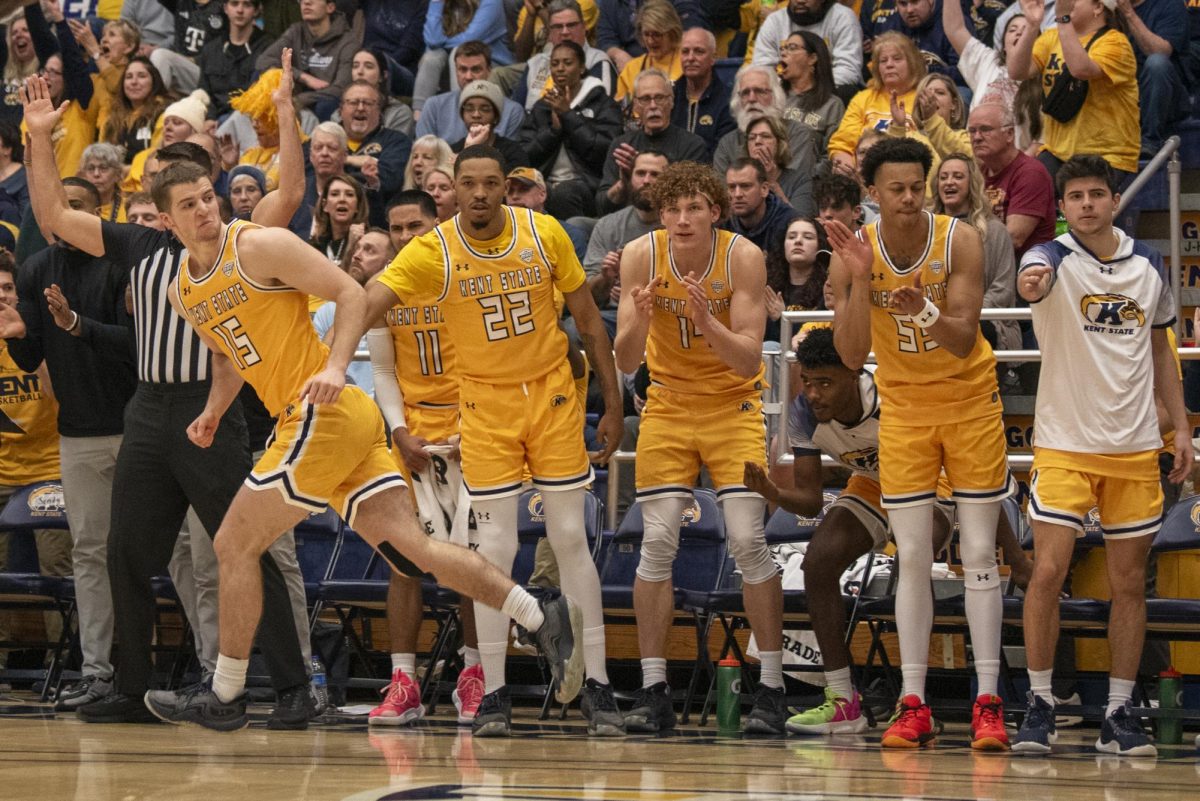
[21,65,313,726]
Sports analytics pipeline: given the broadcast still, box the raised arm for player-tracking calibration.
[613,234,655,373]
[1007,0,1045,80]
[683,237,766,378]
[1056,5,1105,80]
[21,75,106,256]
[942,0,973,56]
[251,49,305,228]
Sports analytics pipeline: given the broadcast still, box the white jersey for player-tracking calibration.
[788,369,881,480]
[1021,229,1175,454]
[409,451,474,547]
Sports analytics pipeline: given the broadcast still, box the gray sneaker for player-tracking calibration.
[624,682,676,733]
[144,682,249,732]
[580,679,626,737]
[471,686,511,737]
[744,685,788,735]
[516,595,584,705]
[54,674,112,711]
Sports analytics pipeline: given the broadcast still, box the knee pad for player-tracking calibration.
[377,540,432,581]
[635,497,687,582]
[962,565,1001,591]
[722,496,777,585]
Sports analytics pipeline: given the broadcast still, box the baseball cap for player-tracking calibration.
[506,167,546,191]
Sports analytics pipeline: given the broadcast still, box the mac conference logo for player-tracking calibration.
[1079,293,1146,334]
[27,484,66,518]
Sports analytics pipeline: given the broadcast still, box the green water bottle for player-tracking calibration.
[1157,667,1183,745]
[717,657,742,734]
[1054,211,1068,237]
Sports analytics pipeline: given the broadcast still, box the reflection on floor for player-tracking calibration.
[0,693,1197,801]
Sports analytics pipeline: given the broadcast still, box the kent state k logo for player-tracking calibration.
[1079,293,1146,330]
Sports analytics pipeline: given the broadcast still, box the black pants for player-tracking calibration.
[107,381,307,696]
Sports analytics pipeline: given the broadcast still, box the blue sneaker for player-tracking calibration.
[1095,703,1157,757]
[1012,693,1057,754]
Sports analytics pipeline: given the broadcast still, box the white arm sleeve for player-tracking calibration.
[368,326,407,431]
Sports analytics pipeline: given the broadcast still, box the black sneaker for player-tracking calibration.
[144,681,249,732]
[1095,703,1157,757]
[268,684,317,730]
[744,685,787,735]
[77,692,160,724]
[471,686,512,737]
[580,679,626,737]
[1012,693,1057,755]
[623,682,676,733]
[54,675,113,711]
[516,595,584,705]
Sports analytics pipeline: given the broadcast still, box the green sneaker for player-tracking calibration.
[786,686,869,735]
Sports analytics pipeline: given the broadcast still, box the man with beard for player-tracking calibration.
[723,158,802,252]
[712,66,821,177]
[752,0,864,99]
[596,70,707,215]
[338,81,413,229]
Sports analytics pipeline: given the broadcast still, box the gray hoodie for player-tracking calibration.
[256,12,361,109]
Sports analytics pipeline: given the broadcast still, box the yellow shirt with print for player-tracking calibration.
[0,344,60,485]
[615,50,684,102]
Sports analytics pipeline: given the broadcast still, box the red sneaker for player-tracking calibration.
[452,663,485,726]
[368,667,424,726]
[971,693,1010,751]
[881,694,937,748]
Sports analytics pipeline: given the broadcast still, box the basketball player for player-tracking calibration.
[364,145,626,737]
[613,161,785,735]
[828,137,1012,750]
[1013,155,1191,757]
[363,190,485,727]
[131,160,581,732]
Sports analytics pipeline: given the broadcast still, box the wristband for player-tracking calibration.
[67,311,80,333]
[912,298,940,329]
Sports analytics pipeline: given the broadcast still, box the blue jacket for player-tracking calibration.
[361,0,429,70]
[724,193,800,254]
[345,126,413,229]
[671,74,737,159]
[876,1,962,83]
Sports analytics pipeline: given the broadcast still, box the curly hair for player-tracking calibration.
[647,161,729,217]
[794,327,845,371]
[861,136,933,187]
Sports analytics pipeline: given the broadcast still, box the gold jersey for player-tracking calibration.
[864,212,998,425]
[176,219,329,417]
[384,296,458,408]
[0,344,60,485]
[377,206,585,385]
[645,228,765,396]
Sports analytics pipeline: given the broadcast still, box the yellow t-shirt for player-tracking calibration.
[376,206,585,386]
[615,50,684,101]
[23,102,97,180]
[828,85,919,158]
[1032,27,1140,173]
[0,344,60,485]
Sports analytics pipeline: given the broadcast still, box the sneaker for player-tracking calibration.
[1012,693,1057,754]
[1095,703,1157,757]
[516,595,584,705]
[1053,692,1083,728]
[970,694,1010,751]
[54,675,113,711]
[787,686,869,735]
[623,682,675,733]
[744,685,788,735]
[880,695,936,748]
[269,684,317,730]
[471,686,511,737]
[77,692,159,724]
[580,679,625,737]
[369,668,425,727]
[144,682,249,732]
[452,664,485,726]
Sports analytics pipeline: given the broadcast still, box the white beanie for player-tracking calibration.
[162,89,211,135]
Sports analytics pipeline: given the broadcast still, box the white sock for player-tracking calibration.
[1028,668,1054,705]
[641,657,667,688]
[212,654,249,704]
[391,653,416,676]
[462,646,481,669]
[583,625,609,685]
[888,504,935,703]
[501,585,544,632]
[975,660,1001,698]
[825,667,854,700]
[758,651,784,689]
[1107,677,1135,717]
[479,641,509,695]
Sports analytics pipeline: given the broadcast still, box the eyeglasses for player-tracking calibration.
[780,43,808,54]
[746,132,776,143]
[634,93,671,106]
[641,29,666,40]
[966,124,1013,135]
[342,98,379,108]
[738,86,772,98]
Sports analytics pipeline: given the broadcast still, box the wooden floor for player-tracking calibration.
[1,692,1197,801]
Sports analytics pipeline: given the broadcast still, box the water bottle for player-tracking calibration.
[1157,667,1183,745]
[716,657,742,734]
[1054,211,1068,237]
[310,656,329,714]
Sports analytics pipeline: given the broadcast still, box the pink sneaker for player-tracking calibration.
[368,668,424,726]
[785,686,869,735]
[452,664,485,725]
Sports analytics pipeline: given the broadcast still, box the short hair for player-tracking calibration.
[125,191,154,211]
[860,137,934,187]
[342,79,383,105]
[0,247,15,275]
[1056,154,1117,196]
[151,161,210,212]
[794,328,846,371]
[312,121,349,149]
[102,19,141,52]
[156,141,213,175]
[633,148,670,169]
[632,67,672,97]
[63,176,102,209]
[454,144,507,177]
[726,157,768,184]
[80,142,124,170]
[814,173,862,209]
[0,120,22,162]
[455,40,493,68]
[546,0,585,20]
[648,161,729,217]
[388,190,439,220]
[551,40,586,65]
[682,26,717,52]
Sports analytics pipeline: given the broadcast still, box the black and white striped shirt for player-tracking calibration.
[101,222,209,384]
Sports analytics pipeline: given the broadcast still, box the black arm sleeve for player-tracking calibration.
[5,259,45,372]
[24,2,58,67]
[56,19,94,106]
